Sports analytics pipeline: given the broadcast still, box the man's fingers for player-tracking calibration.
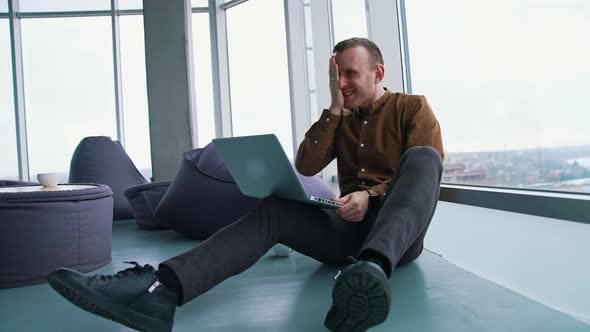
[340,205,363,220]
[334,195,351,205]
[331,196,345,204]
[337,204,353,216]
[342,213,363,222]
[329,56,336,79]
[340,203,355,214]
[336,191,370,223]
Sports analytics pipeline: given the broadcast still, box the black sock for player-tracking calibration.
[367,257,385,270]
[358,250,390,276]
[155,267,183,296]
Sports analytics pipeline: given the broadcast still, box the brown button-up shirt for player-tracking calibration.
[295,89,444,199]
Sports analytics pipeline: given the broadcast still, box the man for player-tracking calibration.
[48,37,444,332]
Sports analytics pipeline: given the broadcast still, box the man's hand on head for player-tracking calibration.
[332,190,370,222]
[328,56,344,115]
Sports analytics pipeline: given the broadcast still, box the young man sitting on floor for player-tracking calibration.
[48,37,444,332]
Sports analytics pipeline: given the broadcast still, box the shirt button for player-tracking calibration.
[360,143,364,148]
[361,181,366,185]
[326,117,330,122]
[361,168,365,172]
[314,140,318,144]
[363,121,368,125]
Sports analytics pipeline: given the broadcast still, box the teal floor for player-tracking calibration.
[1,220,588,332]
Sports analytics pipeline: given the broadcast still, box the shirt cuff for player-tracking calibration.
[317,109,341,131]
[368,183,390,203]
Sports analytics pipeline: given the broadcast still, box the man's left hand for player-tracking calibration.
[332,191,370,222]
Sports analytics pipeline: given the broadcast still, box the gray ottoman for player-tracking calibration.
[0,184,113,288]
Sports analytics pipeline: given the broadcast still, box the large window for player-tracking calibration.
[18,0,110,12]
[226,0,293,154]
[0,19,18,180]
[302,0,318,121]
[118,0,142,10]
[119,15,152,179]
[21,17,117,180]
[405,0,590,193]
[191,0,208,7]
[192,13,215,147]
[331,0,368,43]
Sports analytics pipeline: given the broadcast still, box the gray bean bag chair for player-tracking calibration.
[0,184,113,288]
[0,180,39,186]
[69,136,149,220]
[154,143,336,240]
[154,146,257,239]
[124,181,172,230]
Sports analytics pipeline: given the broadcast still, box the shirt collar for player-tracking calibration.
[353,87,391,116]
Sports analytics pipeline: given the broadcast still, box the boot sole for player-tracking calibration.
[325,266,390,332]
[48,270,172,332]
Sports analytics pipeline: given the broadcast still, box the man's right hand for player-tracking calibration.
[328,56,344,115]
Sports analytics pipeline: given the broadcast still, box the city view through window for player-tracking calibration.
[406,0,590,194]
[443,146,590,193]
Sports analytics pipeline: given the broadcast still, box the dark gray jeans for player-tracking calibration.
[162,146,443,305]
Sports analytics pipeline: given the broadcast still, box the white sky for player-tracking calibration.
[406,0,590,153]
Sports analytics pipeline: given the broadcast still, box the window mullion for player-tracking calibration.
[111,0,125,147]
[209,0,232,138]
[8,0,29,181]
[283,0,310,156]
[365,0,404,93]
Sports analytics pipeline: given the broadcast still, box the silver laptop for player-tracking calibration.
[212,134,342,209]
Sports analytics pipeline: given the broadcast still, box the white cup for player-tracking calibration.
[272,244,293,257]
[37,173,60,187]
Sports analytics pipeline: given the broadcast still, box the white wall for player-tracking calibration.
[425,202,590,325]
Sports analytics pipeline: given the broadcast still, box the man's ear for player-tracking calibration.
[374,64,385,84]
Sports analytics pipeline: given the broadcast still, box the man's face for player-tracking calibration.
[334,46,383,109]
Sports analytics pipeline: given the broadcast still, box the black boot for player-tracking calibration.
[324,258,391,332]
[47,262,177,332]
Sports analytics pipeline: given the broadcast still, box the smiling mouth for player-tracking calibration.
[343,91,354,97]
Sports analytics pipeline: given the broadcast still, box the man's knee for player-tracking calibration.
[402,146,443,172]
[405,146,441,163]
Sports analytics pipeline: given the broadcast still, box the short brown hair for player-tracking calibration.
[333,37,384,67]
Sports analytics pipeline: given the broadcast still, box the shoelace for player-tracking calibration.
[90,261,153,283]
[335,256,358,280]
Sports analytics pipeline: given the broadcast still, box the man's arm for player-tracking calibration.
[363,96,443,202]
[295,111,340,176]
[405,96,445,160]
[295,56,347,176]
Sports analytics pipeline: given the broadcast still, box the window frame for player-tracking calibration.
[5,0,144,180]
[439,184,590,224]
[5,0,588,222]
